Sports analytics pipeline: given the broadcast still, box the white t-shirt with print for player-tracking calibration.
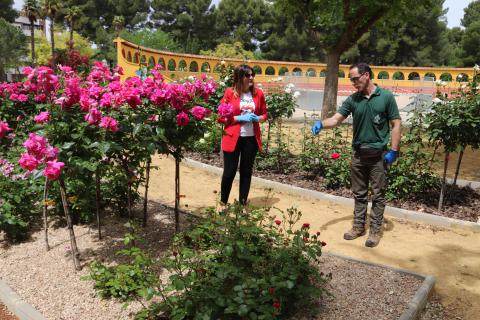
[240,92,255,137]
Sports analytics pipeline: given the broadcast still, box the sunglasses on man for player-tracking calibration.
[349,72,367,83]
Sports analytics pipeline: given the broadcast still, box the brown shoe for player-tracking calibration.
[343,226,366,240]
[365,229,381,247]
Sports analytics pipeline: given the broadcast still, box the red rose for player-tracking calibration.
[321,241,327,247]
[272,301,281,309]
[330,152,341,160]
[268,287,275,295]
[274,219,281,226]
[172,251,178,257]
[302,223,310,229]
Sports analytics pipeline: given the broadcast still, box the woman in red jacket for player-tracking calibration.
[217,64,267,206]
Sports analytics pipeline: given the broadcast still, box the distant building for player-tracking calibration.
[12,15,46,37]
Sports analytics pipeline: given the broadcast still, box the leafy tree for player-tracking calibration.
[32,31,93,66]
[0,0,18,22]
[200,42,256,60]
[278,0,428,118]
[341,0,453,67]
[112,15,125,37]
[150,0,217,53]
[214,0,272,52]
[23,0,40,66]
[40,0,61,64]
[120,29,180,52]
[461,3,480,67]
[0,18,28,81]
[461,0,480,29]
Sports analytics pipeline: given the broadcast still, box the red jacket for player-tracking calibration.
[218,87,267,152]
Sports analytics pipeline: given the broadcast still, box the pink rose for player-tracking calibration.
[23,133,48,158]
[84,107,102,125]
[330,152,341,160]
[190,106,208,120]
[18,153,40,171]
[43,160,64,180]
[34,111,50,124]
[99,116,119,132]
[176,112,190,126]
[218,102,233,118]
[44,146,59,161]
[0,121,12,138]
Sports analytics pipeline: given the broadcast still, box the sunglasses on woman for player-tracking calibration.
[244,72,255,79]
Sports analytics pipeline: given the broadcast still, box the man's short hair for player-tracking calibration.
[350,62,373,79]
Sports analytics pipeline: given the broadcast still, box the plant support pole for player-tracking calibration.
[95,167,102,240]
[438,151,449,212]
[59,177,82,271]
[43,178,50,251]
[143,158,151,228]
[175,157,180,233]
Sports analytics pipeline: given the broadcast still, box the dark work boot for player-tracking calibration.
[343,225,366,240]
[365,229,381,247]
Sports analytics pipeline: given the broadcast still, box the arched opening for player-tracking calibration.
[265,66,275,75]
[393,71,405,80]
[408,72,420,80]
[320,69,326,77]
[148,56,155,68]
[122,49,126,58]
[168,59,176,71]
[306,68,316,77]
[292,67,302,76]
[278,67,288,76]
[189,61,199,72]
[456,73,469,82]
[377,71,389,79]
[440,73,452,82]
[178,60,187,71]
[201,62,211,72]
[253,65,262,75]
[140,55,146,66]
[338,70,345,78]
[157,58,165,68]
[213,63,222,73]
[127,52,132,62]
[424,72,436,81]
[133,53,139,64]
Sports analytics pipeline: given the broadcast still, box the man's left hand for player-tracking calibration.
[384,150,399,165]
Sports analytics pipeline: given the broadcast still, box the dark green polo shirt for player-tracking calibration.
[337,86,401,150]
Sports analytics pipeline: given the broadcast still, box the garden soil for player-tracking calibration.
[148,155,480,320]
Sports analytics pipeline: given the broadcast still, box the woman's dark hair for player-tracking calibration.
[350,62,373,79]
[233,64,256,96]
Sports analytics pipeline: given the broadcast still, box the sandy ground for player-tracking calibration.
[149,155,480,320]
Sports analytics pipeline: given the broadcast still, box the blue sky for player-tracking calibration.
[14,0,473,28]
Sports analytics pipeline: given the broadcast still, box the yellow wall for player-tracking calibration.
[114,37,474,88]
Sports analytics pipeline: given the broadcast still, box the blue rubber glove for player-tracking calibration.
[250,114,259,122]
[236,113,255,122]
[384,150,399,165]
[311,120,323,135]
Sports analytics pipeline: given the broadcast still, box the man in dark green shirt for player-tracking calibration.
[311,62,401,247]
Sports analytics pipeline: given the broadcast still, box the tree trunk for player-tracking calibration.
[321,50,341,120]
[43,178,50,251]
[50,17,55,66]
[59,178,81,271]
[453,149,464,186]
[175,157,180,233]
[95,168,102,240]
[69,26,74,50]
[302,113,307,153]
[438,151,449,212]
[30,21,35,66]
[142,159,151,228]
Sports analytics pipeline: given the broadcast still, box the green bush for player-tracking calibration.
[147,205,328,320]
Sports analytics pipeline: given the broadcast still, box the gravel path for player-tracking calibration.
[0,202,459,320]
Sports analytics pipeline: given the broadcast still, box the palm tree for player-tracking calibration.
[23,0,40,66]
[65,6,81,50]
[112,15,125,37]
[40,0,60,65]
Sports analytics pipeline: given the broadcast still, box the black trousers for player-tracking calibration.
[221,136,258,205]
